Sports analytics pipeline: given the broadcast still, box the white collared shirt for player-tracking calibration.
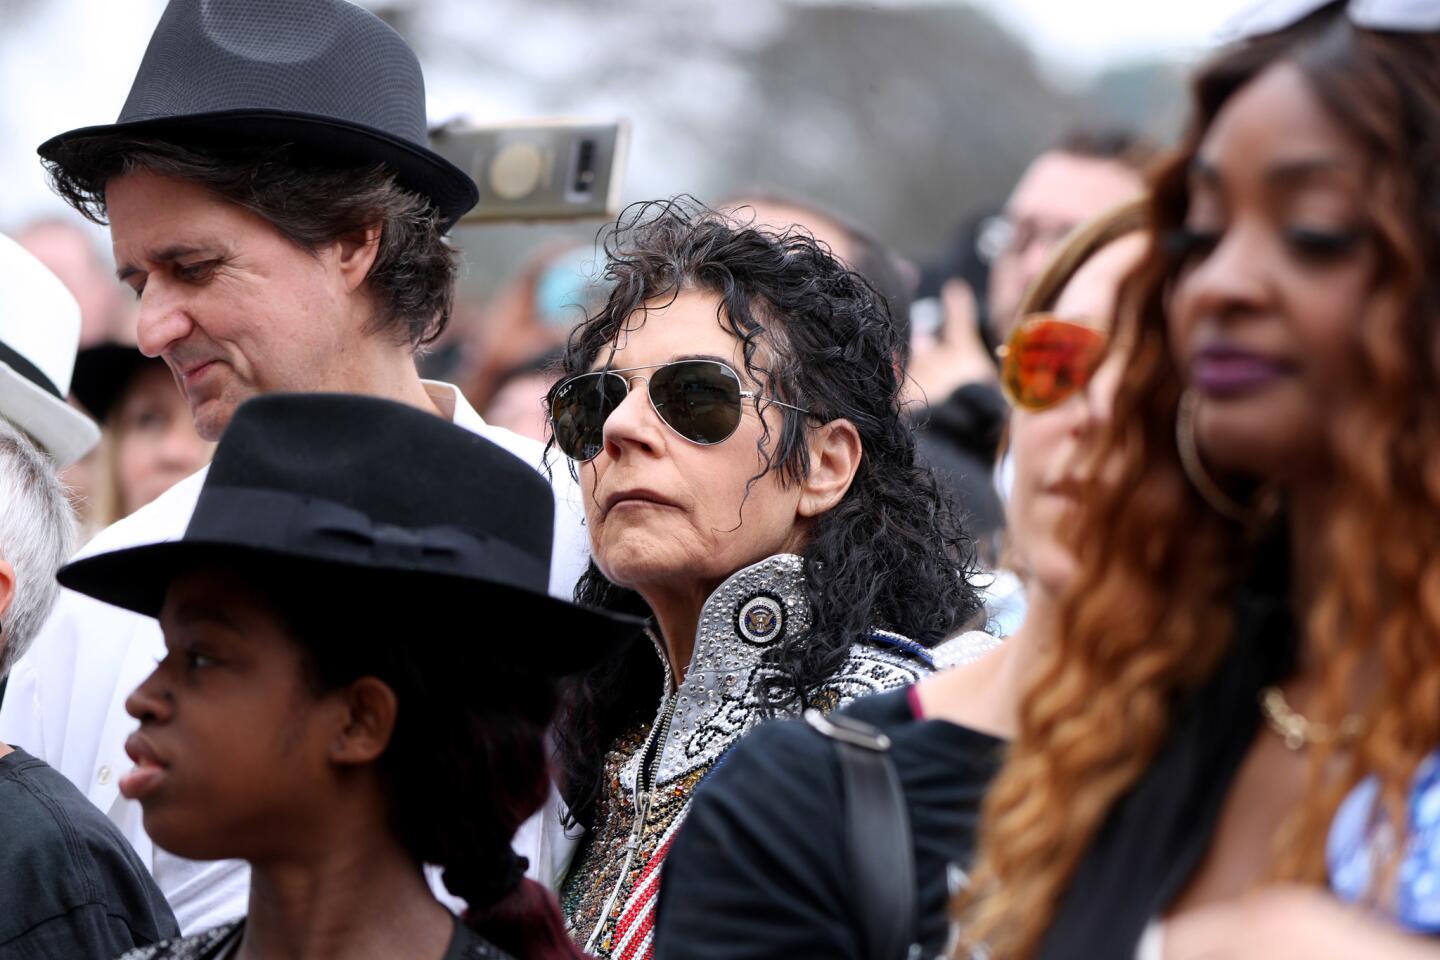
[0,381,588,934]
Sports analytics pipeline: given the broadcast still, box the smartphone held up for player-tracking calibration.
[431,118,630,224]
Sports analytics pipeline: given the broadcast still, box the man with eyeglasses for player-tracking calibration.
[984,128,1153,344]
[907,128,1152,410]
[906,129,1152,606]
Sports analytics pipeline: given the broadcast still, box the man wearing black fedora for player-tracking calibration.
[0,0,589,934]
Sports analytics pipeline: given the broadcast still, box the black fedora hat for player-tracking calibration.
[58,393,641,675]
[39,0,478,231]
[71,343,164,424]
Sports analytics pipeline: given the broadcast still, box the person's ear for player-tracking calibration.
[0,559,15,624]
[326,676,398,767]
[797,418,862,519]
[0,559,14,659]
[333,224,383,294]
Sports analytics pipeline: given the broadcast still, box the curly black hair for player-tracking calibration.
[551,197,982,829]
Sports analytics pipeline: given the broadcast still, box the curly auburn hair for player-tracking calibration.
[959,8,1440,957]
[550,197,981,829]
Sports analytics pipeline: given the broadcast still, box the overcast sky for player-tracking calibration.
[972,0,1257,79]
[778,0,1258,79]
[0,0,1260,228]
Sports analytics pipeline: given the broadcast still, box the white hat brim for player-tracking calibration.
[0,362,101,466]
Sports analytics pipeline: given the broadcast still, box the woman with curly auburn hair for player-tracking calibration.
[958,3,1440,958]
[540,198,983,959]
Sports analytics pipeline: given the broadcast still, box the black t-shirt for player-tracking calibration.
[1036,544,1299,959]
[0,747,177,959]
[653,688,1005,960]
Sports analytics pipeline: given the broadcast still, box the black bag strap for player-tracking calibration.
[804,708,918,960]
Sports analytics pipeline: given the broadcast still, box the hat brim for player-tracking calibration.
[71,344,159,424]
[58,540,644,677]
[0,364,100,466]
[39,110,480,232]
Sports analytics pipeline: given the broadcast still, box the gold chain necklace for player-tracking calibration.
[1259,686,1365,751]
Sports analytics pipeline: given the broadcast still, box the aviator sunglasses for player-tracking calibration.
[997,314,1108,412]
[548,359,811,462]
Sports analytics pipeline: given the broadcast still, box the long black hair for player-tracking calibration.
[550,197,982,829]
[263,567,587,960]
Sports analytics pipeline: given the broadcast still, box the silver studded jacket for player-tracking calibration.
[561,553,959,959]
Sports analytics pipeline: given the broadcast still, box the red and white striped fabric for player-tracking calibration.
[610,812,690,960]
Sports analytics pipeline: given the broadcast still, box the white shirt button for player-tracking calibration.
[97,765,113,785]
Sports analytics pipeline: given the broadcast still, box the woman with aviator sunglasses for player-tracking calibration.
[650,203,1147,960]
[958,3,1440,958]
[541,198,982,958]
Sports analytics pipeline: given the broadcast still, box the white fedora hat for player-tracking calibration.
[0,232,101,465]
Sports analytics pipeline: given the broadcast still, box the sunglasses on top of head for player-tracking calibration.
[1218,0,1439,41]
[547,359,812,462]
[997,314,1109,412]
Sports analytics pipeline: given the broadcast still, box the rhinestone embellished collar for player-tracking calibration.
[574,553,940,956]
[623,553,812,792]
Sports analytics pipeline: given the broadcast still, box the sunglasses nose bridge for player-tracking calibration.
[627,373,679,436]
[596,372,670,453]
[614,373,658,418]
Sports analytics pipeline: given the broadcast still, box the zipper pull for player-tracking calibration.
[627,795,649,850]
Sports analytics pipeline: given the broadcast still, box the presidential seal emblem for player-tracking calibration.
[737,594,784,644]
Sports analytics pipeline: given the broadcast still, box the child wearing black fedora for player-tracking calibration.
[58,393,640,960]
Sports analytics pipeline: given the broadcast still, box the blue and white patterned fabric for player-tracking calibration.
[1327,750,1440,933]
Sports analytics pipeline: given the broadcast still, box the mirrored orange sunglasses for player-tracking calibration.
[998,314,1108,411]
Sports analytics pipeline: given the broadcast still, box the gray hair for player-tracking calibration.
[0,419,77,679]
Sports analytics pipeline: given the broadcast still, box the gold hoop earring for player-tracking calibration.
[1175,390,1279,525]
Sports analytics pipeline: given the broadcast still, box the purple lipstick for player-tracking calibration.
[1190,345,1294,397]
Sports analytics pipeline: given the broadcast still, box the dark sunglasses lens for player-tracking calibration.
[648,361,743,444]
[1003,317,1107,410]
[549,373,628,460]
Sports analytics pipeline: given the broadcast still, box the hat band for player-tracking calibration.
[0,340,63,400]
[188,485,550,592]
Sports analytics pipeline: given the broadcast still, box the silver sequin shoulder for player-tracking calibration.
[932,629,1005,670]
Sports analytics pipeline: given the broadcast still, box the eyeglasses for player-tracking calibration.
[547,359,811,462]
[1218,0,1440,42]
[976,215,1081,266]
[997,315,1108,411]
